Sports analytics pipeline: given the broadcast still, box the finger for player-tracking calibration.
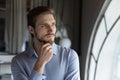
[42,43,51,48]
[42,43,52,51]
[43,45,52,54]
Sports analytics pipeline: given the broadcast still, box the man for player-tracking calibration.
[11,6,80,80]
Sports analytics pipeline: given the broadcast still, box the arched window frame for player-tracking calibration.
[85,0,120,80]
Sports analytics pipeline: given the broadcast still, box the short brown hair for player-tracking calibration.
[27,6,55,28]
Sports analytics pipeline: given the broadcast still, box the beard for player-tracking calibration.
[34,32,55,45]
[38,38,54,45]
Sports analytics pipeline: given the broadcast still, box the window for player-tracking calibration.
[86,0,120,80]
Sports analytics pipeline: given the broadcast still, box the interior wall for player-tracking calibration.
[81,0,105,80]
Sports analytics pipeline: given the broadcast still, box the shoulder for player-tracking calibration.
[56,44,80,67]
[55,43,78,58]
[11,51,27,63]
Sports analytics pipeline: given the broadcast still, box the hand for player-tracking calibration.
[38,43,53,64]
[34,43,53,74]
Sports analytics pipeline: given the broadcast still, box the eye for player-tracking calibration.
[39,24,49,29]
[40,25,45,27]
[52,22,56,26]
[39,24,47,28]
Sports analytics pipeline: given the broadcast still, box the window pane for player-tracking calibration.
[89,56,96,80]
[115,56,120,79]
[112,52,120,80]
[92,18,107,60]
[105,0,120,32]
[95,19,120,80]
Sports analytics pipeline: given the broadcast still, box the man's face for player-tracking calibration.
[29,13,56,44]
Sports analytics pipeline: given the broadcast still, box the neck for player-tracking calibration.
[33,38,43,55]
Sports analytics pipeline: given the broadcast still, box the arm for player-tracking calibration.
[65,50,80,80]
[11,57,45,80]
[33,43,53,75]
[11,43,52,80]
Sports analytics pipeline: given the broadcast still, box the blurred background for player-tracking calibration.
[0,0,120,80]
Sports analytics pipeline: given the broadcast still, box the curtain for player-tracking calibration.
[4,0,49,54]
[5,0,28,54]
[49,0,80,51]
[30,0,48,9]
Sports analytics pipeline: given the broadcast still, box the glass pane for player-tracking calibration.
[92,18,107,60]
[95,19,120,80]
[112,52,120,80]
[105,0,120,32]
[89,56,96,80]
[115,56,120,80]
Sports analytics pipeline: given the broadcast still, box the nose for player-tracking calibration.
[47,24,53,31]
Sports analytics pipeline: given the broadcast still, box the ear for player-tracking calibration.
[29,26,34,34]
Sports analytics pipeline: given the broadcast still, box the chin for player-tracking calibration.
[43,39,54,44]
[48,40,54,45]
[46,38,55,44]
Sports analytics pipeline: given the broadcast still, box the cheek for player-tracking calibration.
[34,29,42,37]
[54,27,57,33]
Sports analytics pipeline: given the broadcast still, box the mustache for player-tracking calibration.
[37,33,55,44]
[45,33,55,36]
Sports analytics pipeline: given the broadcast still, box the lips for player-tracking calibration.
[45,34,55,37]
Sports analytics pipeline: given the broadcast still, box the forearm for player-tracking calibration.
[33,59,46,75]
[11,58,45,80]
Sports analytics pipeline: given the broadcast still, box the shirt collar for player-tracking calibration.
[26,43,57,58]
[52,43,57,55]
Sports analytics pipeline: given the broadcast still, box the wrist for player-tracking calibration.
[34,61,45,74]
